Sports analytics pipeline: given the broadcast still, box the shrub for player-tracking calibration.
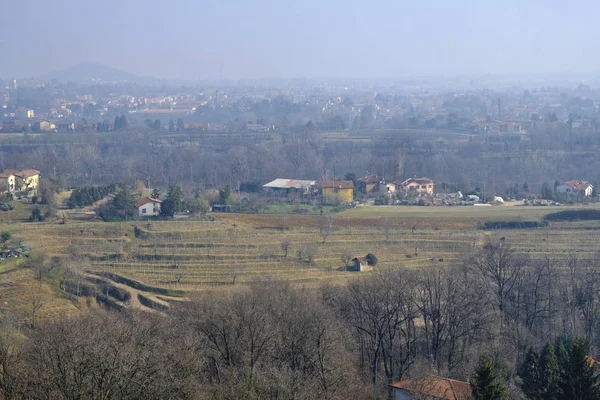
[483,220,549,229]
[0,231,11,243]
[544,209,600,221]
[134,226,148,239]
[366,253,378,266]
[29,207,45,222]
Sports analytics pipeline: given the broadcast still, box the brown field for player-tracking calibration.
[2,203,600,323]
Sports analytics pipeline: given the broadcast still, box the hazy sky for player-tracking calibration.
[1,0,599,80]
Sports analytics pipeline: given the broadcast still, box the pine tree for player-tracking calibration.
[559,338,600,400]
[113,183,137,218]
[161,185,183,217]
[470,355,510,400]
[176,118,185,132]
[114,116,121,130]
[520,347,543,399]
[539,342,561,400]
[168,119,175,133]
[120,115,128,129]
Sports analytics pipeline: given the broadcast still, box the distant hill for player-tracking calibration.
[34,62,166,85]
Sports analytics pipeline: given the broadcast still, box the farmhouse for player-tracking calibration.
[2,169,40,194]
[135,197,162,217]
[389,376,471,400]
[262,178,317,197]
[321,180,353,204]
[556,180,593,197]
[398,177,434,195]
[358,175,381,195]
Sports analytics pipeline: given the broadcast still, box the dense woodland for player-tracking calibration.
[2,241,600,399]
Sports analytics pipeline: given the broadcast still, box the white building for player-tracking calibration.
[135,197,162,217]
[556,180,593,197]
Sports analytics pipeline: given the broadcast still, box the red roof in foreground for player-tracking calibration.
[135,197,162,208]
[390,376,471,400]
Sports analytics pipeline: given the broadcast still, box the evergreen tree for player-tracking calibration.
[559,338,600,400]
[520,347,543,399]
[176,118,185,132]
[539,342,561,400]
[120,115,128,129]
[152,119,161,131]
[161,185,183,217]
[470,355,510,400]
[114,116,121,130]
[113,183,137,218]
[168,119,175,133]
[219,185,232,204]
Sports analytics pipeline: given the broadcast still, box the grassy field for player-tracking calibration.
[2,202,600,324]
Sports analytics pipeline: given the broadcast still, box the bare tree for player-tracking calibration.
[280,238,291,258]
[469,241,527,315]
[341,250,353,269]
[380,217,392,242]
[318,213,336,244]
[228,269,241,285]
[29,282,44,329]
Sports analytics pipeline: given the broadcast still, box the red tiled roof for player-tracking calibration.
[321,180,354,189]
[565,180,592,190]
[135,197,162,208]
[390,376,471,400]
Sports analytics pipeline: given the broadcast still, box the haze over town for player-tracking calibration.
[3,0,600,80]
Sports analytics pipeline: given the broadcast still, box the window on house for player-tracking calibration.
[142,209,146,214]
[421,185,426,189]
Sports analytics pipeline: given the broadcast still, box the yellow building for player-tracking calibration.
[26,109,34,119]
[4,169,40,194]
[321,180,354,204]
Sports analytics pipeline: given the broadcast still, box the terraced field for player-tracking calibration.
[3,204,600,323]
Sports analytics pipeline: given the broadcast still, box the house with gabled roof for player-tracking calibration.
[397,177,434,195]
[135,197,162,217]
[358,175,381,194]
[321,180,353,204]
[556,180,593,197]
[1,169,40,194]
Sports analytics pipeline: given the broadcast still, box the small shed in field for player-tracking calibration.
[351,256,373,272]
